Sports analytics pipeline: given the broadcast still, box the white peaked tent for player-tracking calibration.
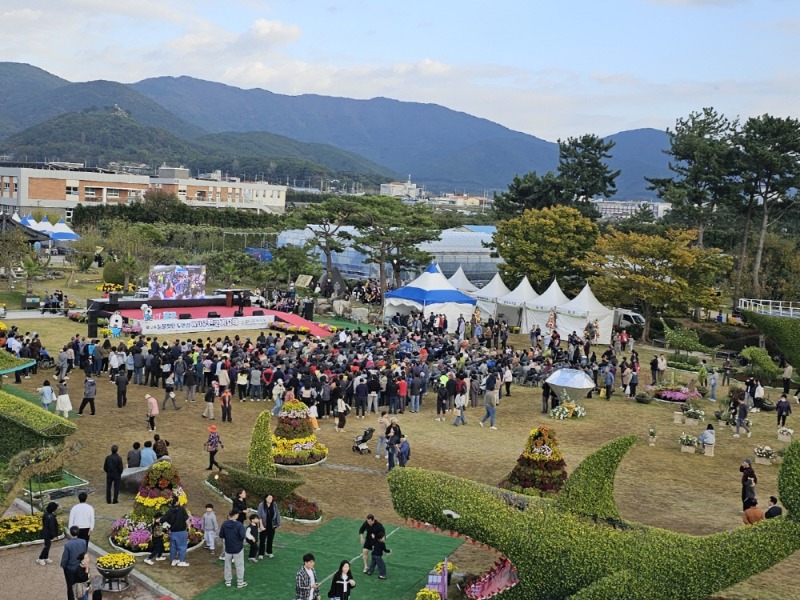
[523,279,571,335]
[556,283,613,345]
[497,277,539,330]
[35,215,54,234]
[447,266,479,293]
[11,212,21,223]
[471,273,511,317]
[20,214,37,228]
[384,263,477,333]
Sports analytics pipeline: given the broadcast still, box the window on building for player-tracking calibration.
[107,188,120,199]
[178,187,187,198]
[3,182,8,192]
[84,187,98,198]
[216,192,221,200]
[13,182,17,193]
[66,186,79,196]
[65,209,74,223]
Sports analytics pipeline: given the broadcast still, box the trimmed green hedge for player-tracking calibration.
[743,311,800,367]
[0,391,76,459]
[387,438,800,600]
[207,465,304,504]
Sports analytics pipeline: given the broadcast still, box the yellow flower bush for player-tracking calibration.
[434,561,457,574]
[0,514,64,546]
[0,321,7,333]
[96,552,136,569]
[415,590,441,600]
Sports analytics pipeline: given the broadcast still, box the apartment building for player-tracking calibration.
[0,163,287,217]
[151,167,286,214]
[0,163,149,216]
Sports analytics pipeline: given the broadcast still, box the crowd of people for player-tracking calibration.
[6,300,791,599]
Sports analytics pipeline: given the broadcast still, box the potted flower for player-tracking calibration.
[673,410,684,424]
[754,445,776,465]
[683,406,705,427]
[679,432,698,454]
[96,552,136,591]
[778,427,794,443]
[434,560,457,585]
[648,426,657,446]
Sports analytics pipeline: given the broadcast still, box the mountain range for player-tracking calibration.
[0,62,672,198]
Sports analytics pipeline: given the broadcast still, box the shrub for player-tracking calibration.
[387,437,800,600]
[102,262,126,285]
[740,346,780,378]
[247,410,276,478]
[206,466,304,507]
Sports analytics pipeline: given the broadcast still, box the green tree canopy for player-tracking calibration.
[558,133,621,202]
[493,206,599,293]
[579,228,730,340]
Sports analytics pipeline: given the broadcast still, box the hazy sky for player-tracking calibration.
[2,0,798,141]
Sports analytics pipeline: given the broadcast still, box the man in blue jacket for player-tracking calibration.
[219,508,248,588]
[61,526,87,600]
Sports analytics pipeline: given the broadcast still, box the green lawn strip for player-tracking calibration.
[315,316,377,332]
[195,518,461,599]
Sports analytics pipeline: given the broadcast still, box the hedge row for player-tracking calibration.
[207,465,304,505]
[387,438,800,600]
[0,391,76,459]
[742,311,800,366]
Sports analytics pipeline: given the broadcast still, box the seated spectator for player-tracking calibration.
[697,424,715,448]
[742,498,765,525]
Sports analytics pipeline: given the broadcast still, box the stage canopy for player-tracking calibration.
[384,263,476,332]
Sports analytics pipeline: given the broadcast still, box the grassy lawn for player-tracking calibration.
[6,281,800,599]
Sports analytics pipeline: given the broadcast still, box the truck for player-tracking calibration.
[613,308,645,330]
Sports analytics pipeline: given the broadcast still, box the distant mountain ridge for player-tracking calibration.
[0,62,672,197]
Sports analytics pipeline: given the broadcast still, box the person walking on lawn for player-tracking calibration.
[205,425,224,471]
[733,398,752,438]
[76,375,96,416]
[479,369,498,429]
[358,514,385,573]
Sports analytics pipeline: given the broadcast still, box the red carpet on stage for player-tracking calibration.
[116,306,331,338]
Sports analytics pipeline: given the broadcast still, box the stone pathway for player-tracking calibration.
[2,501,177,599]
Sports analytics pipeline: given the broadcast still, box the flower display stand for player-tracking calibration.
[648,436,657,447]
[778,433,792,443]
[673,412,683,424]
[97,565,134,592]
[680,445,696,454]
[685,418,699,427]
[755,457,772,466]
[702,445,714,457]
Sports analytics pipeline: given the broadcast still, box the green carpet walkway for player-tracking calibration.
[195,517,462,600]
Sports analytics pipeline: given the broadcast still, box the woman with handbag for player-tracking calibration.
[205,424,224,471]
[333,381,349,433]
[256,493,282,559]
[72,551,91,600]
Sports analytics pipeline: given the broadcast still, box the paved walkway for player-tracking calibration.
[2,501,176,600]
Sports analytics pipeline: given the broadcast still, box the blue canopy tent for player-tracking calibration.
[383,264,476,332]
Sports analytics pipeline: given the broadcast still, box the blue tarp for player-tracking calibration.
[245,247,273,262]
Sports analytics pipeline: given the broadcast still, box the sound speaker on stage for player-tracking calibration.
[179,313,191,320]
[233,310,244,317]
[207,311,220,318]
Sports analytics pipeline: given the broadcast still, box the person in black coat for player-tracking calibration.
[232,489,248,524]
[37,501,60,565]
[103,445,124,504]
[328,559,357,600]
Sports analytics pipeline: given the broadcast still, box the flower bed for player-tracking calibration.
[646,384,702,403]
[679,433,698,447]
[97,552,136,569]
[109,515,204,555]
[0,514,65,548]
[273,400,328,466]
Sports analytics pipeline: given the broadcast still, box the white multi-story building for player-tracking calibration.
[380,176,422,200]
[590,199,671,220]
[0,162,287,217]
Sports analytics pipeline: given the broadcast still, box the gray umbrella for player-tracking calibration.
[545,368,595,402]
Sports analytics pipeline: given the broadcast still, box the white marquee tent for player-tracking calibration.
[471,273,511,317]
[447,266,479,293]
[523,279,571,335]
[556,283,614,344]
[384,263,477,333]
[497,277,539,330]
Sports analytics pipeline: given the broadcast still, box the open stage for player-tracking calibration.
[116,306,331,337]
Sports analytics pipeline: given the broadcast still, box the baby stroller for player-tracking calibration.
[352,427,375,455]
